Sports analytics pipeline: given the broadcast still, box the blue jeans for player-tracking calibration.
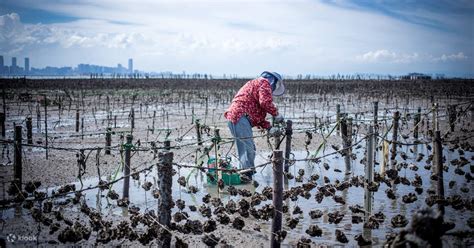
[227,116,256,170]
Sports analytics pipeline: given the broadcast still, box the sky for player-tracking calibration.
[0,0,473,77]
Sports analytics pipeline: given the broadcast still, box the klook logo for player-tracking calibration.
[6,233,37,243]
[6,234,17,242]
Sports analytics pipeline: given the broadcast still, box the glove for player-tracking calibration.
[268,127,281,137]
[274,114,284,124]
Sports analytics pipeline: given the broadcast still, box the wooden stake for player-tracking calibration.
[271,150,283,248]
[157,151,173,248]
[336,104,341,133]
[26,117,32,144]
[195,119,202,146]
[434,131,444,214]
[364,126,374,227]
[432,103,438,132]
[284,120,293,173]
[105,127,112,155]
[36,103,40,130]
[373,101,378,133]
[75,109,80,132]
[130,108,135,132]
[0,113,5,137]
[340,117,350,171]
[447,105,456,132]
[123,134,133,199]
[44,95,48,160]
[414,107,421,139]
[390,111,400,160]
[381,140,389,176]
[14,125,22,191]
[152,110,156,134]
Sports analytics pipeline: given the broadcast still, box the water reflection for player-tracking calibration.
[2,139,471,247]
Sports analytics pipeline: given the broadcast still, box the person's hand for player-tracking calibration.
[268,127,281,137]
[274,114,284,124]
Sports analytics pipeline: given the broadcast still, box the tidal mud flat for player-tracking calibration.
[0,78,473,247]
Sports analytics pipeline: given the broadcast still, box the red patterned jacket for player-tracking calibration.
[224,77,278,129]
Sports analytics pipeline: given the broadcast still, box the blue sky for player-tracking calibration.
[0,0,472,77]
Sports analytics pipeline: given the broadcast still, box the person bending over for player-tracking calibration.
[224,71,285,182]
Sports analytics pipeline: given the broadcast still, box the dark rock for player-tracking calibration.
[292,206,303,215]
[199,204,212,218]
[352,215,363,224]
[333,195,346,204]
[328,210,344,224]
[25,181,41,193]
[175,236,188,248]
[286,217,299,229]
[297,236,312,247]
[49,222,60,234]
[216,213,230,225]
[309,209,323,219]
[335,229,348,243]
[128,205,140,215]
[203,219,217,233]
[173,212,188,222]
[415,187,423,195]
[306,224,322,237]
[141,181,153,191]
[354,234,372,246]
[202,234,220,247]
[386,188,396,199]
[402,193,417,203]
[349,204,365,214]
[391,214,408,228]
[384,207,446,247]
[364,215,380,229]
[232,217,245,230]
[177,176,187,187]
[152,188,160,198]
[274,230,287,243]
[202,193,211,203]
[187,186,199,193]
[107,190,119,200]
[176,199,186,210]
[117,197,129,207]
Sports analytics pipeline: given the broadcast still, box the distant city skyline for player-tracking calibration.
[0,55,135,76]
[0,54,449,80]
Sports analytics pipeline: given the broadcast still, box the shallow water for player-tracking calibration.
[3,133,471,246]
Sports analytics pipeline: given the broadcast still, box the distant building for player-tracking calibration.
[24,57,29,74]
[128,58,133,73]
[118,63,123,73]
[435,73,445,80]
[0,55,3,74]
[11,57,17,74]
[401,72,431,80]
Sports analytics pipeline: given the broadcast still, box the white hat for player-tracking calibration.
[261,71,285,96]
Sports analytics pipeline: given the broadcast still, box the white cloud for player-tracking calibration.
[356,50,468,64]
[355,50,420,63]
[0,14,142,54]
[431,52,468,62]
